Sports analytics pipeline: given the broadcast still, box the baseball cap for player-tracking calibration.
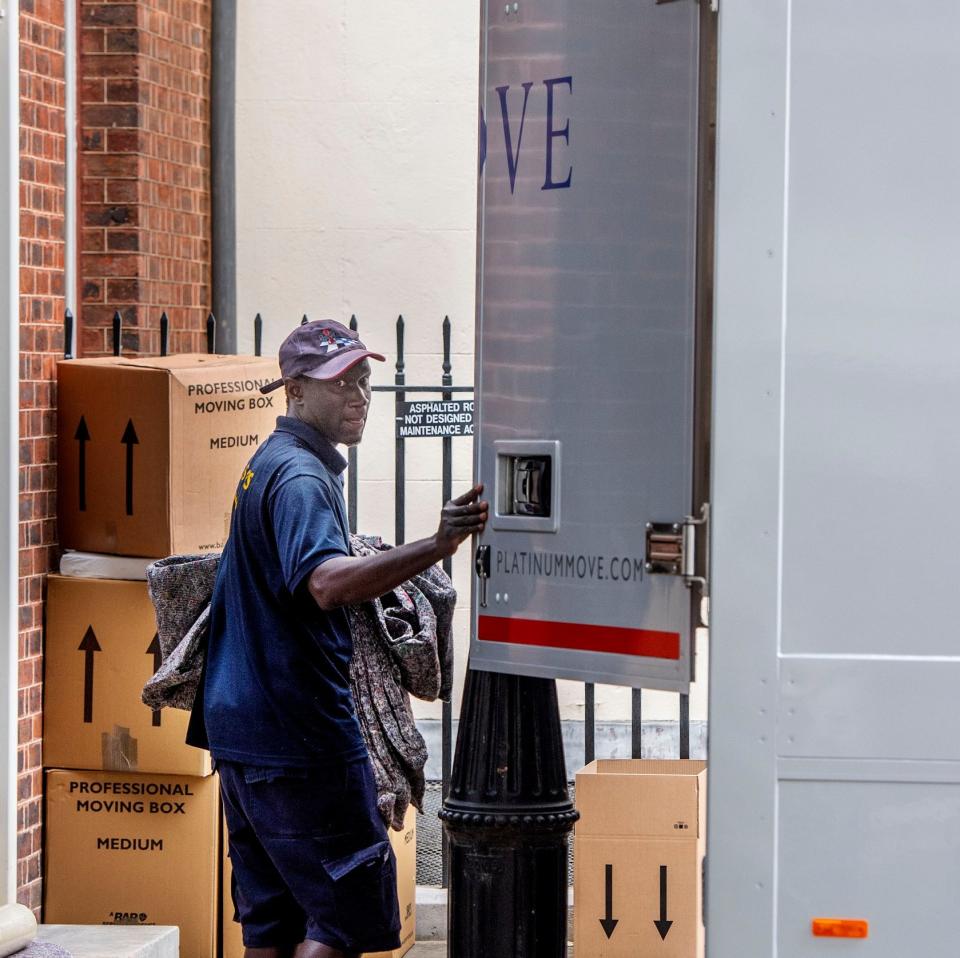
[260,320,385,394]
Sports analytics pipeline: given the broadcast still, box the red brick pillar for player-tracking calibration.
[19,0,68,913]
[79,0,212,356]
[16,0,214,914]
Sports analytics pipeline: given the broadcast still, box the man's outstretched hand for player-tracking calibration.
[435,483,488,557]
[309,484,489,611]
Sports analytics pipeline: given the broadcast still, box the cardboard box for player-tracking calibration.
[222,806,417,958]
[574,760,706,958]
[221,826,243,958]
[43,575,211,777]
[369,807,417,958]
[44,769,220,958]
[58,353,280,557]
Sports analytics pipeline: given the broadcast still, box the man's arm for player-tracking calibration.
[308,484,488,610]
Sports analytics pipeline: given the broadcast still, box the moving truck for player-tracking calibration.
[470,1,960,954]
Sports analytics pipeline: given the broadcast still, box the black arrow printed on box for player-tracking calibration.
[655,864,673,941]
[599,863,618,939]
[146,634,162,728]
[78,626,101,724]
[75,416,90,512]
[121,419,139,516]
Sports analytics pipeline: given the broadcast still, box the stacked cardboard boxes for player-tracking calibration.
[45,352,419,958]
[45,354,279,958]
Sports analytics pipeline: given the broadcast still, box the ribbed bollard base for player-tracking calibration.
[442,821,574,958]
[442,670,577,958]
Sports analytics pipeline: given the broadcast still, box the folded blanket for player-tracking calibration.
[142,535,456,830]
[347,534,456,826]
[142,553,219,711]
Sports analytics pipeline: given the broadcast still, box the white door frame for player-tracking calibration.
[0,0,20,904]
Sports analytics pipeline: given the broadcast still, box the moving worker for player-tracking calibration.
[187,320,488,958]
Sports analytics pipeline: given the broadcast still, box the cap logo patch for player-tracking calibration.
[317,330,356,355]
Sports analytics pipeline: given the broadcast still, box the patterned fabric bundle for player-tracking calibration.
[142,535,456,830]
[142,552,220,712]
[346,534,456,827]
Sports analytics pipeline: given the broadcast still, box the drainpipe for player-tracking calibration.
[211,0,237,353]
[0,0,20,904]
[64,0,76,350]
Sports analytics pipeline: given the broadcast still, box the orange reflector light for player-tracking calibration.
[812,918,869,939]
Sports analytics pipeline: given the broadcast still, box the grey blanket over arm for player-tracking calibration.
[142,534,456,830]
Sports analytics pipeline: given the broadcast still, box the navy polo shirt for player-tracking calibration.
[188,416,366,766]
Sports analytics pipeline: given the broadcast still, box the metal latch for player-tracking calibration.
[645,503,710,593]
[475,544,491,608]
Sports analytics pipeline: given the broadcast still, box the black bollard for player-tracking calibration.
[441,669,577,958]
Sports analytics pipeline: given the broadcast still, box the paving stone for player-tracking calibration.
[407,944,573,957]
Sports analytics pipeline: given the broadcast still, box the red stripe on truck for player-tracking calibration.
[478,615,680,660]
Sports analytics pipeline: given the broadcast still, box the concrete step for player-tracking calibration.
[415,885,575,942]
[407,945,447,958]
[35,925,179,958]
[415,886,446,941]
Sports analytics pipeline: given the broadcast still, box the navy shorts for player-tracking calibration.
[218,757,401,953]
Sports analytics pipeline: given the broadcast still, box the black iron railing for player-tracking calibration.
[63,308,694,887]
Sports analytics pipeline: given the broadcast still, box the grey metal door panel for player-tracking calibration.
[708,0,960,953]
[779,0,960,660]
[778,781,960,955]
[778,659,960,763]
[471,0,700,690]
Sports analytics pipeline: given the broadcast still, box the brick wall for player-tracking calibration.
[79,0,211,356]
[19,0,67,913]
[16,0,213,912]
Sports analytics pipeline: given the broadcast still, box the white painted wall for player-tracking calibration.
[234,2,706,729]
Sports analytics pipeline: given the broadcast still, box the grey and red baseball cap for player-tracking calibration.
[260,319,385,394]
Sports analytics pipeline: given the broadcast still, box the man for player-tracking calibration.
[188,320,487,958]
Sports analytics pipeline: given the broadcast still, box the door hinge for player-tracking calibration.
[645,503,710,594]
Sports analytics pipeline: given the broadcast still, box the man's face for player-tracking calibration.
[288,359,372,446]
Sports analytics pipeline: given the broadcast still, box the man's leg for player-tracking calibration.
[238,760,399,958]
[292,941,358,958]
[245,948,296,958]
[220,764,309,955]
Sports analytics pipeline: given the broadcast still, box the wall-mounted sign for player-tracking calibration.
[395,399,474,438]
